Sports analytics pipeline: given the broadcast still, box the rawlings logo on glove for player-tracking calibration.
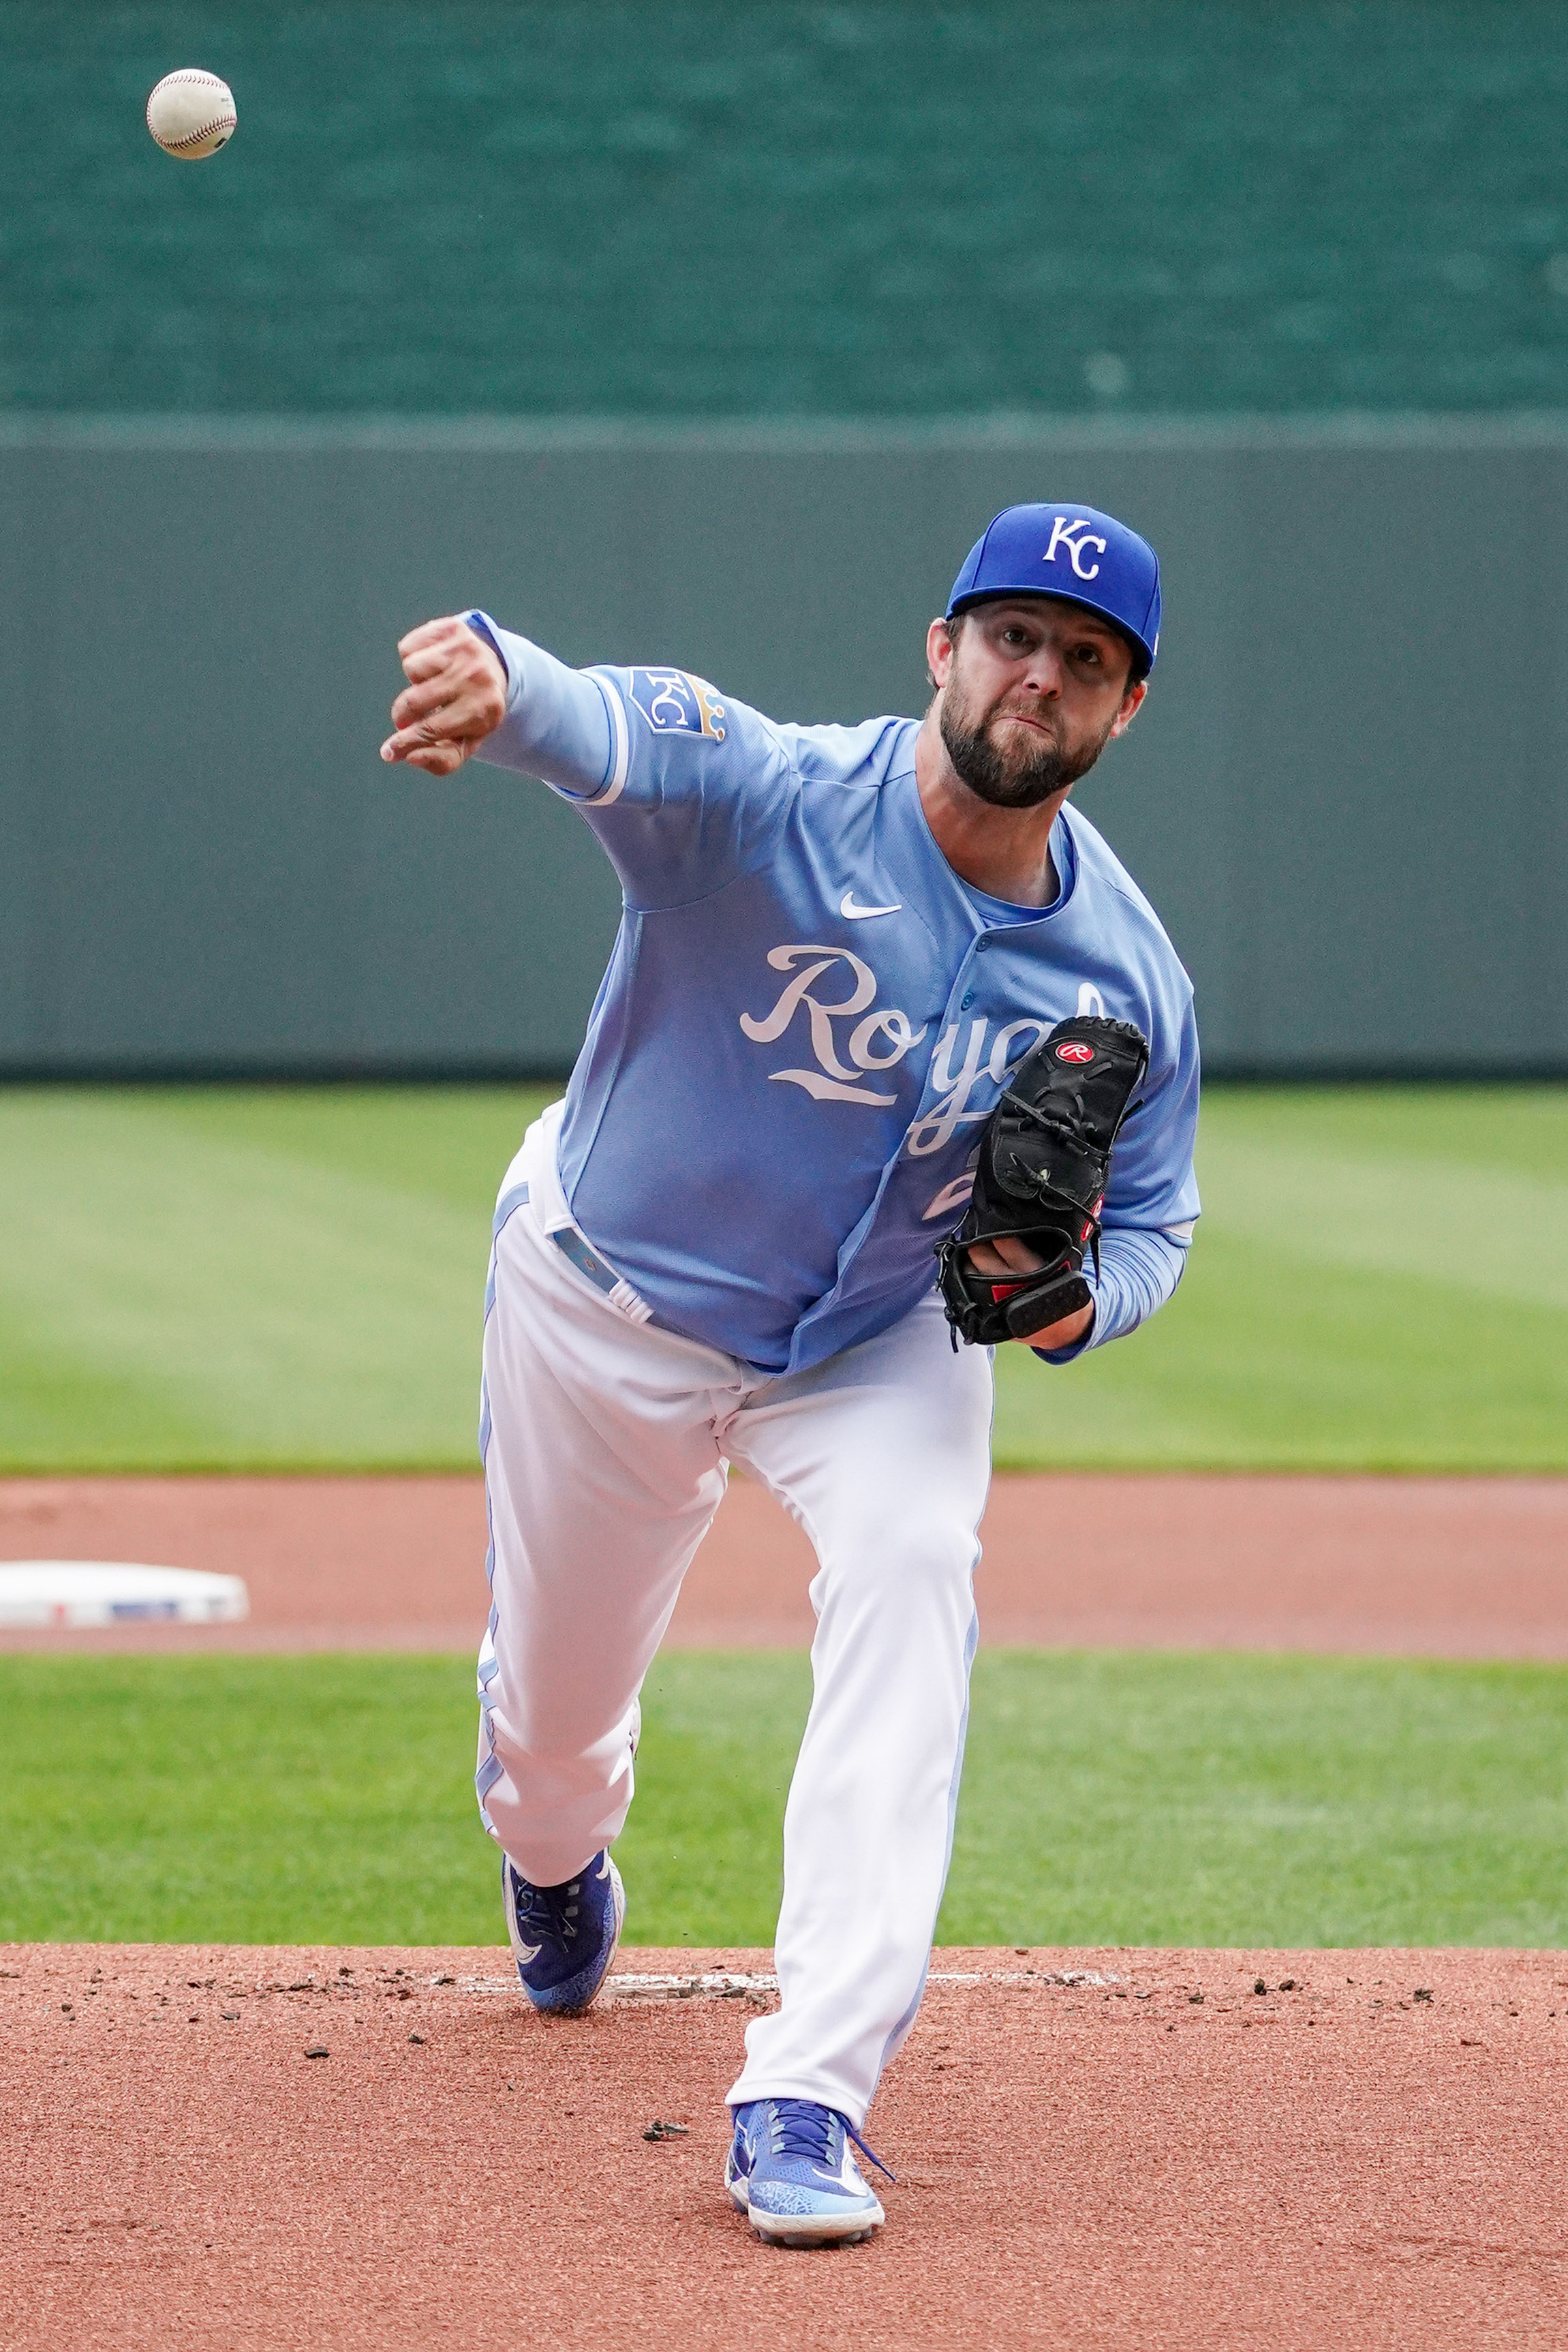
[934,1015,1150,1347]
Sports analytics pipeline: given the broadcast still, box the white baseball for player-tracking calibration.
[146,69,237,161]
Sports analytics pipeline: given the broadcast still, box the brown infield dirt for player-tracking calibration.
[4,1476,1565,2346]
[3,1942,1565,2351]
[3,1469,1567,1656]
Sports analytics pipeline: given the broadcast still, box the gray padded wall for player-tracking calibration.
[2,416,1564,1075]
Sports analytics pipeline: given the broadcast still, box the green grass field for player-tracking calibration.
[1,1082,1565,1472]
[3,1651,1565,1949]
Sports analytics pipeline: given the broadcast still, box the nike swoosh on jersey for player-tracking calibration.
[840,891,902,919]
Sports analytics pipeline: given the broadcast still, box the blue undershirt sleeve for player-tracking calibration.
[463,613,617,799]
[1030,1224,1191,1364]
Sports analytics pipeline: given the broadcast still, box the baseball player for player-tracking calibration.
[381,502,1200,2248]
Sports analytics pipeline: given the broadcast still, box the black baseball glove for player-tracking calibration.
[935,1015,1150,1347]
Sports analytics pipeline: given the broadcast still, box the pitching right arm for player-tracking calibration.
[381,613,615,794]
[382,612,799,911]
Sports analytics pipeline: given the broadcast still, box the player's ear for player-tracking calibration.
[1111,676,1147,737]
[927,615,956,689]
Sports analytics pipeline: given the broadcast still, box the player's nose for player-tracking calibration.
[1017,645,1065,696]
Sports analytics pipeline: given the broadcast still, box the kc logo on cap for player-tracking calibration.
[1043,517,1107,582]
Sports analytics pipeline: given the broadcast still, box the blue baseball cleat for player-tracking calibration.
[503,1849,624,2016]
[726,2098,893,2247]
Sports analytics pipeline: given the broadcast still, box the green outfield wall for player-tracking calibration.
[10,5,1568,421]
[2,414,1564,1078]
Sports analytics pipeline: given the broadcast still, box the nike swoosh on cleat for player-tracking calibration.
[514,1941,542,1964]
[840,891,902,919]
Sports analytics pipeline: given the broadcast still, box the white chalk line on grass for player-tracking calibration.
[448,1967,1120,2001]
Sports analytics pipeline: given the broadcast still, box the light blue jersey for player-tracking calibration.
[470,617,1201,1379]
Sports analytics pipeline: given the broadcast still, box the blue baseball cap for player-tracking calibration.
[947,502,1161,677]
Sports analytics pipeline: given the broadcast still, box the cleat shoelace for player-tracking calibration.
[767,2098,896,2186]
[512,1872,584,1953]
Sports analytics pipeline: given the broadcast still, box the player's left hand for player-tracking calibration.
[381,615,508,775]
[963,1234,1094,1350]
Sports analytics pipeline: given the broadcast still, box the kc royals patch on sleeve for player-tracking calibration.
[626,669,728,741]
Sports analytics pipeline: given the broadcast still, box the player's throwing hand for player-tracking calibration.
[381,616,508,775]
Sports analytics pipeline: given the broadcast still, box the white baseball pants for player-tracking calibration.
[476,1106,994,2125]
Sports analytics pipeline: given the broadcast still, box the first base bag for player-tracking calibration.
[935,1015,1149,1347]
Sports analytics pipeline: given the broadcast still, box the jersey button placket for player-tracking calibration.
[954,933,987,1018]
[961,934,989,1012]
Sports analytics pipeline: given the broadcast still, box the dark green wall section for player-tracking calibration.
[3,416,1564,1075]
[8,3,1568,418]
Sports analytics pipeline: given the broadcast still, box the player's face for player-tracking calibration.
[931,598,1145,809]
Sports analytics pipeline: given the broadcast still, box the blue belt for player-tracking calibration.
[551,1225,624,1298]
[507,1178,641,1309]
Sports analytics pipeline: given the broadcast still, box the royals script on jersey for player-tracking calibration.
[468,617,1201,1377]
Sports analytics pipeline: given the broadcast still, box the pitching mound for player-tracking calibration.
[3,1943,1563,2350]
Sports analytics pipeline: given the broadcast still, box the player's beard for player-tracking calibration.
[939,680,1118,810]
